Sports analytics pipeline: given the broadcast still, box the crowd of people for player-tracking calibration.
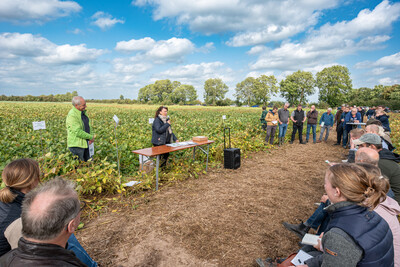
[259,103,399,266]
[0,98,398,266]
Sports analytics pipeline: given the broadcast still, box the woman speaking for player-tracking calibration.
[151,106,178,168]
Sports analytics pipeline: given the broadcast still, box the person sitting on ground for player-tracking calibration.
[0,159,97,266]
[0,177,88,266]
[317,108,334,143]
[260,106,268,131]
[283,147,395,239]
[365,124,395,151]
[346,128,365,163]
[265,106,279,145]
[291,163,394,267]
[375,109,391,133]
[353,133,400,204]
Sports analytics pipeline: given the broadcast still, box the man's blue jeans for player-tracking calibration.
[306,124,317,142]
[279,123,288,138]
[343,128,349,148]
[306,200,331,235]
[319,125,331,141]
[68,234,98,267]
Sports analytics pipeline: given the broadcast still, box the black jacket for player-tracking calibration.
[379,148,400,163]
[151,116,177,146]
[0,189,25,257]
[0,237,87,267]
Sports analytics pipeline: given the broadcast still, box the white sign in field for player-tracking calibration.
[32,121,46,130]
[113,115,120,125]
[149,118,155,124]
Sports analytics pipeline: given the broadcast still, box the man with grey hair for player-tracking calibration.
[0,178,86,266]
[277,102,290,146]
[66,96,94,161]
[317,108,334,143]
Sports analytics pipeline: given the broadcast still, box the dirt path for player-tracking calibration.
[78,133,346,266]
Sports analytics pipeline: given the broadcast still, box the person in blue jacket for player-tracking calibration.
[317,108,334,143]
[343,107,361,148]
[375,109,391,133]
[151,106,178,168]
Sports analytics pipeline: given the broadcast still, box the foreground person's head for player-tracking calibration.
[21,178,82,246]
[324,163,386,209]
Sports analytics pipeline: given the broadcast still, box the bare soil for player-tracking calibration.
[78,133,345,266]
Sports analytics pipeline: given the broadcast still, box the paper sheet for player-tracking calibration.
[124,181,142,187]
[291,250,314,266]
[89,143,94,157]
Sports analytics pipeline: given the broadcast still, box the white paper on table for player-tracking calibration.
[291,250,314,266]
[113,115,120,125]
[32,121,46,130]
[89,143,94,157]
[149,118,155,124]
[124,181,142,187]
[272,120,278,124]
[321,122,325,127]
[222,115,226,120]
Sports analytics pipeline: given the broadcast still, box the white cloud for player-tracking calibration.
[0,0,81,23]
[112,57,153,74]
[91,11,125,30]
[69,28,83,35]
[133,0,339,46]
[249,1,400,71]
[355,52,400,77]
[379,77,399,85]
[0,32,104,64]
[247,45,267,55]
[115,37,195,63]
[115,37,156,52]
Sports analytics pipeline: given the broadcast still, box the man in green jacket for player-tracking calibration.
[66,96,94,161]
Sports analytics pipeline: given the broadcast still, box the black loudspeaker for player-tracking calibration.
[223,127,241,169]
[224,148,241,169]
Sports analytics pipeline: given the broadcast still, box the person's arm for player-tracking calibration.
[291,111,296,123]
[265,112,272,123]
[303,111,307,123]
[277,110,282,124]
[319,228,362,267]
[66,113,93,140]
[319,113,324,125]
[153,117,170,134]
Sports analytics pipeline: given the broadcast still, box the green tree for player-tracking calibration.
[389,84,400,101]
[235,75,278,105]
[138,84,153,103]
[153,79,174,102]
[204,78,228,105]
[170,84,198,104]
[120,95,124,100]
[316,65,352,107]
[279,70,315,105]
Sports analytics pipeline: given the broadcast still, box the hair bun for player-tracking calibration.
[364,187,375,198]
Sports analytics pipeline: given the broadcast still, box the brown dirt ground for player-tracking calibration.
[78,132,346,267]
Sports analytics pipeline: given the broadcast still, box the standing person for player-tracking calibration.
[289,104,306,144]
[343,107,361,148]
[317,108,334,143]
[0,178,88,266]
[265,106,279,145]
[278,103,290,146]
[260,106,268,131]
[375,109,391,133]
[333,105,345,146]
[305,105,318,144]
[358,106,365,122]
[151,106,178,168]
[366,106,376,120]
[66,96,94,162]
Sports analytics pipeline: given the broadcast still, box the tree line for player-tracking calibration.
[1,65,399,108]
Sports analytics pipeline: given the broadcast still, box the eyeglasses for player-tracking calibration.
[64,200,86,231]
[80,200,87,212]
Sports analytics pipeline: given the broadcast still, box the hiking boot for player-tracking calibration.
[300,141,306,144]
[282,221,310,238]
[333,143,340,146]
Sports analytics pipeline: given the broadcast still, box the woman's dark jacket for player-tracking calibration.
[0,189,24,256]
[151,116,177,146]
[376,114,391,132]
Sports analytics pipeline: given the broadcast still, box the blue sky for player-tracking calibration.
[0,0,399,102]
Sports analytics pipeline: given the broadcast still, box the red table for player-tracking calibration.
[132,140,215,190]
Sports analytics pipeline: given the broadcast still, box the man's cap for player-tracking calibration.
[353,133,381,146]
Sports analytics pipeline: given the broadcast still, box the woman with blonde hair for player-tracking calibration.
[298,163,394,267]
[0,158,40,256]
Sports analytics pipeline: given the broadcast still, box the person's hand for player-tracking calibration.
[320,194,329,203]
[175,140,179,143]
[354,120,359,123]
[167,119,171,124]
[89,137,94,145]
[314,233,324,251]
